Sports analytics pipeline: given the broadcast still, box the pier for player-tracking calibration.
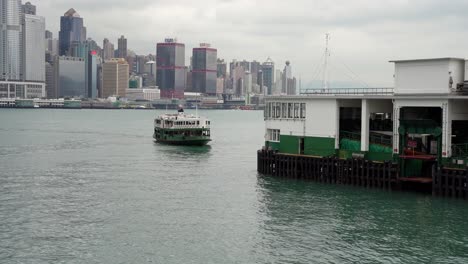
[258,57,468,199]
[258,150,468,199]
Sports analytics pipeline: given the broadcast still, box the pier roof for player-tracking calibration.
[389,57,465,63]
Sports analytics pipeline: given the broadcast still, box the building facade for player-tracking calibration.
[57,56,86,98]
[21,1,35,15]
[23,13,45,82]
[192,44,217,95]
[1,0,22,81]
[262,58,275,95]
[59,8,85,56]
[103,38,114,60]
[87,50,98,98]
[102,58,129,98]
[156,38,185,99]
[117,35,127,58]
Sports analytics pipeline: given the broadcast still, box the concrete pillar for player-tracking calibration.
[442,102,450,158]
[393,105,400,154]
[361,99,369,152]
[335,100,340,149]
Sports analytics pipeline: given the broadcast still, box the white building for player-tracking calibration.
[0,0,46,98]
[24,14,45,82]
[0,81,45,98]
[126,88,160,101]
[0,0,22,81]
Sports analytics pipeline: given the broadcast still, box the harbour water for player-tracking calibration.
[1,109,468,263]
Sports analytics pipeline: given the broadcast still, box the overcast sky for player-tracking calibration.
[37,0,468,88]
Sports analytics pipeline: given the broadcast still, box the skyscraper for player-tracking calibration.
[57,56,86,98]
[45,30,52,39]
[192,43,217,95]
[262,58,275,95]
[156,38,185,99]
[1,0,22,81]
[59,8,85,56]
[102,58,129,98]
[117,35,127,58]
[103,38,114,60]
[21,1,35,15]
[23,13,45,82]
[216,58,226,78]
[87,50,98,98]
[0,0,45,99]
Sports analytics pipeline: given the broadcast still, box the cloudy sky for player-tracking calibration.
[38,0,468,88]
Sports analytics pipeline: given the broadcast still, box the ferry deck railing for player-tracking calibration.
[301,87,394,95]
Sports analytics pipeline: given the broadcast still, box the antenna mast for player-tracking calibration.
[322,33,331,90]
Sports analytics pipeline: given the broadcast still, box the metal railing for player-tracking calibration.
[340,130,393,147]
[301,87,394,95]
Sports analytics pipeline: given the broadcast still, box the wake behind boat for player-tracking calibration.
[153,108,211,146]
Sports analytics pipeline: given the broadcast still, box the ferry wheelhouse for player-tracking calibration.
[153,111,211,146]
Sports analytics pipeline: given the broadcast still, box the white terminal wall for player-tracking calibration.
[305,99,338,139]
[265,98,338,139]
[394,59,465,95]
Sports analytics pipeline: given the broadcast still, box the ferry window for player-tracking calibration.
[197,121,200,125]
[288,103,293,118]
[282,103,287,118]
[300,103,306,118]
[294,103,299,118]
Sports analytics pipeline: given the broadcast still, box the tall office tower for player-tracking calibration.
[57,56,86,97]
[216,58,227,78]
[244,70,252,94]
[156,38,185,99]
[59,8,85,56]
[0,0,22,82]
[192,43,217,95]
[23,13,45,82]
[45,60,55,98]
[117,35,127,58]
[87,50,98,98]
[0,0,45,98]
[103,38,114,60]
[262,58,274,95]
[231,64,246,95]
[257,70,264,94]
[274,69,283,95]
[102,58,129,98]
[21,1,35,14]
[250,60,261,86]
[135,55,147,74]
[240,60,250,72]
[45,30,52,39]
[45,30,58,57]
[282,61,294,95]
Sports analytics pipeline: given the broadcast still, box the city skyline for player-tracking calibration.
[32,0,468,87]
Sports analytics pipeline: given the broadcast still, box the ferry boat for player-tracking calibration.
[153,108,211,146]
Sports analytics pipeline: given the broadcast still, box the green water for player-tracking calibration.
[0,109,468,263]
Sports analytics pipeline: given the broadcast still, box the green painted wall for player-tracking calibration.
[266,141,280,151]
[279,135,299,154]
[304,137,335,157]
[277,135,336,156]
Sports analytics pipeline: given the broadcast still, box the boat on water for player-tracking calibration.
[153,108,211,146]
